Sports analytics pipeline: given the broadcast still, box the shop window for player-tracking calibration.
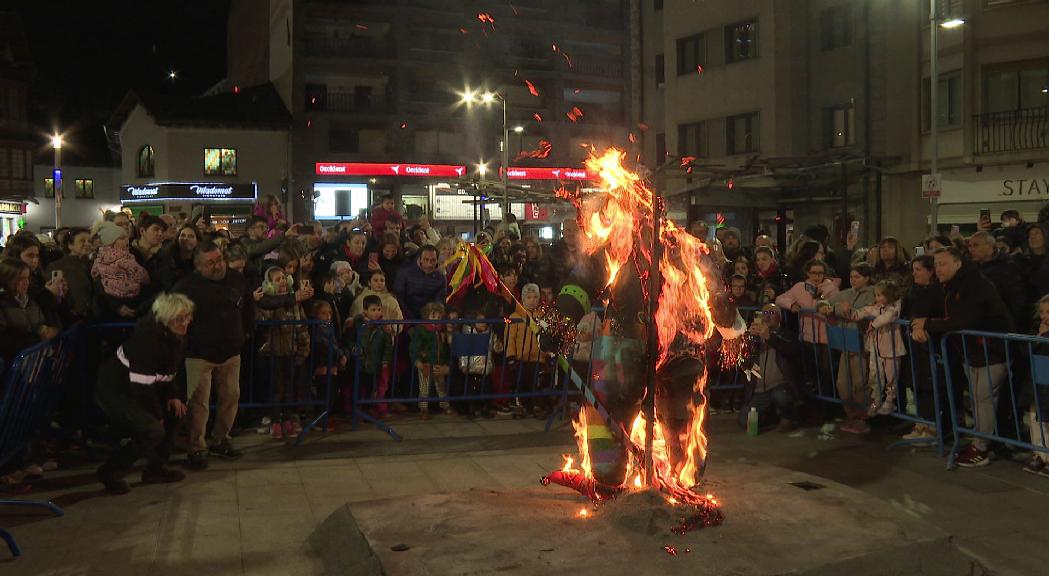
[204,148,237,176]
[725,20,758,63]
[137,145,154,177]
[44,178,54,198]
[75,179,94,199]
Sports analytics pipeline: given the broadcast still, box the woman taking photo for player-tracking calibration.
[95,292,194,494]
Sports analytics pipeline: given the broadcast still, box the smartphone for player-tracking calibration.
[979,209,991,224]
[302,278,311,290]
[369,252,379,267]
[850,220,860,235]
[951,224,960,236]
[51,269,63,282]
[914,246,926,256]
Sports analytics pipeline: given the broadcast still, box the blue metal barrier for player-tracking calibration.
[90,319,337,446]
[940,330,1049,469]
[350,317,576,441]
[793,308,946,453]
[0,330,75,557]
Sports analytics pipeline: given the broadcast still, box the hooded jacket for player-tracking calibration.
[92,245,150,300]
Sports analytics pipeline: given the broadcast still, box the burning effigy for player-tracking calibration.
[533,148,745,529]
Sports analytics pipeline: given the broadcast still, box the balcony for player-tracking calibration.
[304,37,394,60]
[973,106,1049,155]
[572,56,623,79]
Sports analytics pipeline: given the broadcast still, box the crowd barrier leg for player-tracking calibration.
[0,498,64,557]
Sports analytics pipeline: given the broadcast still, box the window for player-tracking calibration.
[10,149,25,179]
[923,71,962,129]
[655,54,665,87]
[654,0,663,10]
[825,106,856,148]
[725,20,758,63]
[678,122,707,157]
[44,178,54,198]
[137,145,154,177]
[676,33,705,75]
[982,62,1049,113]
[329,128,360,153]
[204,148,237,176]
[820,5,851,51]
[75,179,94,199]
[727,112,760,154]
[655,133,667,163]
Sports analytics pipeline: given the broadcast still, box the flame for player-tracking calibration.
[563,148,719,502]
[578,507,589,518]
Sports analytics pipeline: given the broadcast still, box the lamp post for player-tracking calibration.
[461,88,511,216]
[51,134,62,229]
[929,0,965,233]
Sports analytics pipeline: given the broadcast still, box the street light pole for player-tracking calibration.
[501,94,510,215]
[52,134,63,229]
[929,0,939,233]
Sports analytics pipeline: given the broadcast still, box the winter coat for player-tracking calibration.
[409,325,450,365]
[257,302,310,358]
[754,263,791,307]
[925,264,1014,367]
[975,254,1030,329]
[775,279,840,344]
[45,254,93,320]
[173,269,255,363]
[348,289,403,330]
[825,285,875,329]
[853,302,906,358]
[368,206,403,236]
[100,314,186,419]
[132,240,178,293]
[0,290,50,360]
[901,282,945,321]
[92,245,150,300]
[355,319,394,374]
[1017,251,1049,303]
[504,312,541,362]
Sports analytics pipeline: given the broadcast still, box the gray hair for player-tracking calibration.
[152,292,195,326]
[330,260,352,274]
[521,283,540,298]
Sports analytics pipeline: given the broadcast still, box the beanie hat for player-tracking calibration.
[96,221,127,247]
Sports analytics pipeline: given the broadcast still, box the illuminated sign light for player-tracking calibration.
[315,162,467,178]
[120,183,258,202]
[502,167,595,181]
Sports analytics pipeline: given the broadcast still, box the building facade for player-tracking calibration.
[229,0,633,235]
[637,0,1049,251]
[0,11,36,240]
[107,86,292,234]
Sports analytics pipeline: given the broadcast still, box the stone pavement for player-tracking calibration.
[2,412,1048,575]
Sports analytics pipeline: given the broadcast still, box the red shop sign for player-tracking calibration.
[315,162,467,178]
[524,203,549,221]
[502,167,595,180]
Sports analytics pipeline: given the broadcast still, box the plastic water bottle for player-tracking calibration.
[747,407,759,436]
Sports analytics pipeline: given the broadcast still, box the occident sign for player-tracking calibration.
[502,167,594,180]
[315,162,467,177]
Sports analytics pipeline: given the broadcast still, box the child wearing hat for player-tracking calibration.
[91,221,150,317]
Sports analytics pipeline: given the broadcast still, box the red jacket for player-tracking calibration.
[369,207,403,236]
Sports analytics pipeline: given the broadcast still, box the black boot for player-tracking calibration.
[141,465,185,484]
[96,468,130,495]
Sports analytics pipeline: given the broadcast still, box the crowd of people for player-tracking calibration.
[2,197,1049,492]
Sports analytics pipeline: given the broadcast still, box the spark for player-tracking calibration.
[477,12,495,23]
[577,507,589,518]
[525,80,540,97]
[355,24,369,30]
[514,139,552,161]
[628,132,637,144]
[566,106,584,122]
[697,65,704,74]
[532,112,543,122]
[400,122,407,129]
[638,122,650,132]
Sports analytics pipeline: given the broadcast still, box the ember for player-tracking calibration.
[514,139,552,161]
[663,545,677,556]
[566,106,584,122]
[532,112,543,122]
[525,80,540,97]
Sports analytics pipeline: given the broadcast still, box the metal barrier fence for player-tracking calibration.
[792,308,946,454]
[940,330,1049,469]
[0,329,75,557]
[351,316,580,441]
[89,319,338,445]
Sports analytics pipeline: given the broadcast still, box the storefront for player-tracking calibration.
[0,201,26,244]
[120,182,257,235]
[937,164,1049,232]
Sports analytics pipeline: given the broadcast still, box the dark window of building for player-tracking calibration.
[676,33,705,75]
[137,145,154,177]
[354,86,374,111]
[678,122,707,157]
[204,148,237,176]
[820,5,851,51]
[75,179,94,199]
[656,54,665,87]
[982,61,1049,113]
[329,128,361,153]
[10,149,25,179]
[923,71,962,129]
[0,149,9,179]
[725,20,758,63]
[825,106,856,148]
[727,112,760,154]
[654,0,663,10]
[305,83,327,111]
[656,133,667,163]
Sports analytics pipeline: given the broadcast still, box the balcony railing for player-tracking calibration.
[324,92,389,114]
[973,106,1049,155]
[572,56,623,78]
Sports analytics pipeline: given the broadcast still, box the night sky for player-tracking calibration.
[13,0,231,128]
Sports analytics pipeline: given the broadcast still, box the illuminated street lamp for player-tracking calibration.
[51,134,63,229]
[460,87,510,213]
[928,2,965,232]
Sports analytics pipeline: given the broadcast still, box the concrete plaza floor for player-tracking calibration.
[2,412,1049,575]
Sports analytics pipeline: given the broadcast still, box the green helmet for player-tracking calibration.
[556,284,591,322]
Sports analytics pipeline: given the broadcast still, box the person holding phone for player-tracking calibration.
[776,260,840,390]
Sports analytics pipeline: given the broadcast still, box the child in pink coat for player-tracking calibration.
[849,280,906,415]
[91,221,150,302]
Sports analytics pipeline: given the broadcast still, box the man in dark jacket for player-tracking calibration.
[242,215,291,272]
[914,247,1014,468]
[968,231,1028,329]
[393,245,446,319]
[132,213,178,297]
[173,241,254,469]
